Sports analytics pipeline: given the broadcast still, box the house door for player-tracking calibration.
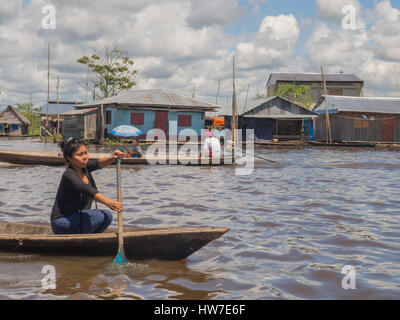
[154,111,168,135]
[382,116,394,142]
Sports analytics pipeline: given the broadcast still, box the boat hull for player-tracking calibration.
[0,222,228,261]
[0,150,234,166]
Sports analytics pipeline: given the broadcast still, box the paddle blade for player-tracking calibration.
[113,246,128,264]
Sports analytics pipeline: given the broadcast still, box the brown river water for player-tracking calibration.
[0,137,399,300]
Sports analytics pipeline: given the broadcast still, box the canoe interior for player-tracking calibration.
[0,221,229,261]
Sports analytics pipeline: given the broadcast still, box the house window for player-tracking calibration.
[105,110,112,125]
[178,115,191,127]
[354,119,369,129]
[131,112,144,125]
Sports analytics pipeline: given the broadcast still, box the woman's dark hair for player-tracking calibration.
[59,137,87,161]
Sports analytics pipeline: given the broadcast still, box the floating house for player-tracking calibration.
[70,89,220,141]
[222,96,318,141]
[40,101,83,136]
[0,105,31,136]
[266,73,364,107]
[313,95,400,143]
[62,108,99,140]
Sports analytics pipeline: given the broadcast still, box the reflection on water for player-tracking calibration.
[1,137,400,299]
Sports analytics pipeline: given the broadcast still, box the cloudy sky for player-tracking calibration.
[0,0,399,109]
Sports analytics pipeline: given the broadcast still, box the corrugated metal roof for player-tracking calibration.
[267,73,364,87]
[63,108,98,115]
[218,96,275,116]
[220,96,318,119]
[314,95,400,115]
[41,103,77,115]
[76,89,221,111]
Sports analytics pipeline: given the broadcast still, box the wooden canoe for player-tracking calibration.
[0,149,235,166]
[309,141,376,147]
[0,221,229,261]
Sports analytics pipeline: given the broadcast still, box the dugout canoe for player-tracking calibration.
[0,221,229,261]
[309,141,376,147]
[0,149,234,166]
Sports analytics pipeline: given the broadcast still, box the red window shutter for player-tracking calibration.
[178,115,191,127]
[131,113,144,125]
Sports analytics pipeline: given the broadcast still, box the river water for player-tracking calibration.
[0,137,399,300]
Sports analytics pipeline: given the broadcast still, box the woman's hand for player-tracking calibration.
[94,193,124,212]
[106,199,124,212]
[113,149,124,160]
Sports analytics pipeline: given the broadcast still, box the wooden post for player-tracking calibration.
[321,66,332,143]
[29,92,33,135]
[86,65,89,102]
[243,84,250,114]
[216,77,221,105]
[232,56,238,146]
[45,42,50,142]
[100,103,105,143]
[56,76,60,136]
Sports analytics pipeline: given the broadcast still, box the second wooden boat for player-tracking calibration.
[0,149,234,166]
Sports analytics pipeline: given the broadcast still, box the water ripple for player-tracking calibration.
[0,138,400,299]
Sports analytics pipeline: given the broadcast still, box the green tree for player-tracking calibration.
[16,103,42,135]
[256,84,313,109]
[77,44,138,99]
[275,84,313,109]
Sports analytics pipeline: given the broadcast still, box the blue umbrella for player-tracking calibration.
[109,125,143,138]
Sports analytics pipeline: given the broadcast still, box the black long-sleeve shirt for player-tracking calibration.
[51,159,101,220]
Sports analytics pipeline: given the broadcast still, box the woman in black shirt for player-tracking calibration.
[51,138,124,234]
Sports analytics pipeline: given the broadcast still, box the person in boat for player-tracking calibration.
[124,138,143,158]
[51,137,124,235]
[201,131,222,158]
[223,140,233,157]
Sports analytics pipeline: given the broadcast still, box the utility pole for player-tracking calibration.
[216,77,221,105]
[243,84,250,114]
[56,76,60,136]
[29,91,33,135]
[46,42,50,142]
[232,56,238,146]
[321,65,332,143]
[86,65,89,102]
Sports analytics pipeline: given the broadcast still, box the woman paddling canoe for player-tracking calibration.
[51,138,124,234]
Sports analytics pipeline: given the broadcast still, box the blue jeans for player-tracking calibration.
[51,209,113,234]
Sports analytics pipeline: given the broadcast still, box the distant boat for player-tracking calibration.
[0,149,235,166]
[0,221,229,261]
[309,141,376,147]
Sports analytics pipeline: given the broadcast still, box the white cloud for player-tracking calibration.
[236,14,299,71]
[315,0,363,25]
[0,0,399,109]
[0,1,21,24]
[306,0,400,96]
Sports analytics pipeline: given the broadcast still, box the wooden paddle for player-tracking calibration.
[250,153,277,164]
[113,159,128,264]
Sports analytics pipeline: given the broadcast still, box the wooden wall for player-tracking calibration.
[314,112,400,142]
